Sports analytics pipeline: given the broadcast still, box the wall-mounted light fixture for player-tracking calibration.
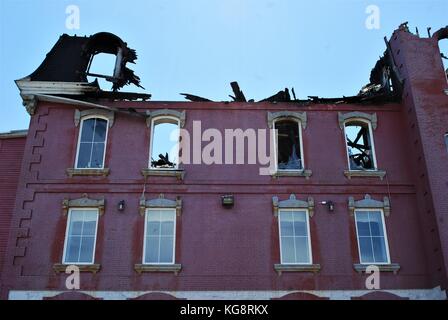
[221,195,234,208]
[320,201,335,212]
[118,200,125,212]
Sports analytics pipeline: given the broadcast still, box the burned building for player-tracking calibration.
[1,25,448,300]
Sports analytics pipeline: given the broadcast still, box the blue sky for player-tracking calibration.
[0,0,447,132]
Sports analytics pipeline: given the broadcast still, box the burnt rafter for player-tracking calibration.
[180,93,212,102]
[229,81,247,102]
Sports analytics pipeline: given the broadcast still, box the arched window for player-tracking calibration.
[273,119,304,171]
[149,116,180,170]
[75,116,109,169]
[343,119,377,171]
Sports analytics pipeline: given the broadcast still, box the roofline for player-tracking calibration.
[0,129,28,139]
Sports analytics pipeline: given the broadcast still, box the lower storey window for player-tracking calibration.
[354,209,390,264]
[63,208,99,264]
[144,209,176,264]
[278,209,312,264]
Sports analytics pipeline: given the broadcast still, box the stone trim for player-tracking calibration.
[134,264,182,275]
[141,168,185,180]
[62,194,105,216]
[338,111,377,130]
[272,194,314,217]
[344,169,386,180]
[66,168,110,177]
[139,194,182,216]
[146,109,186,128]
[53,263,101,274]
[74,109,114,127]
[353,263,400,274]
[274,264,321,275]
[272,169,312,179]
[348,194,391,217]
[267,111,307,129]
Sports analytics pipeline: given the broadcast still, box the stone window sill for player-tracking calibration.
[134,264,182,275]
[272,169,312,180]
[141,169,185,180]
[274,264,321,275]
[53,263,101,274]
[66,168,110,177]
[353,263,400,274]
[344,170,386,180]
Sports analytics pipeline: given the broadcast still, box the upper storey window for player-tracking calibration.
[75,117,109,169]
[149,117,180,170]
[344,119,377,171]
[274,119,304,171]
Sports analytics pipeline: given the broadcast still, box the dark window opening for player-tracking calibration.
[444,133,448,154]
[150,119,179,169]
[345,121,375,170]
[276,120,302,170]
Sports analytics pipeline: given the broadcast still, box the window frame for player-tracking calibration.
[278,208,313,265]
[354,208,391,265]
[74,115,109,170]
[343,118,378,171]
[148,116,181,170]
[272,118,305,173]
[62,207,100,265]
[142,207,177,265]
[444,133,448,153]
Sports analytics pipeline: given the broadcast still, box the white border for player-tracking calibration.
[278,209,313,265]
[354,208,391,265]
[74,115,109,169]
[62,208,99,265]
[142,208,177,265]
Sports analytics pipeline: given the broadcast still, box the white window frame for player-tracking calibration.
[62,208,99,265]
[444,133,448,153]
[272,118,305,173]
[354,208,391,265]
[278,208,313,265]
[343,119,378,171]
[148,116,180,170]
[142,208,177,265]
[74,115,109,170]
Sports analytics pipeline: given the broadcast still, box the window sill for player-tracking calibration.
[272,169,312,180]
[274,264,321,275]
[53,263,101,274]
[344,170,386,180]
[134,264,182,275]
[353,263,400,274]
[66,168,110,177]
[141,169,185,180]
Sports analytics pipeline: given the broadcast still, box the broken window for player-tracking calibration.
[150,117,180,169]
[75,117,108,169]
[86,52,118,89]
[344,120,377,171]
[274,120,303,171]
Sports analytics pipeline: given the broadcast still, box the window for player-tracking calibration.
[75,117,108,169]
[143,208,176,264]
[344,120,377,170]
[445,133,448,153]
[278,209,312,264]
[149,117,180,169]
[274,119,304,171]
[63,208,99,264]
[354,209,390,264]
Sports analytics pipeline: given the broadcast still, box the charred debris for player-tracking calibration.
[16,25,448,116]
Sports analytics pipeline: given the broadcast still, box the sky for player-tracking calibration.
[0,0,447,132]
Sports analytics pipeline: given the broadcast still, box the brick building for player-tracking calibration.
[0,24,447,300]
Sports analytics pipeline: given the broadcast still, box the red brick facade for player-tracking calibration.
[0,26,447,300]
